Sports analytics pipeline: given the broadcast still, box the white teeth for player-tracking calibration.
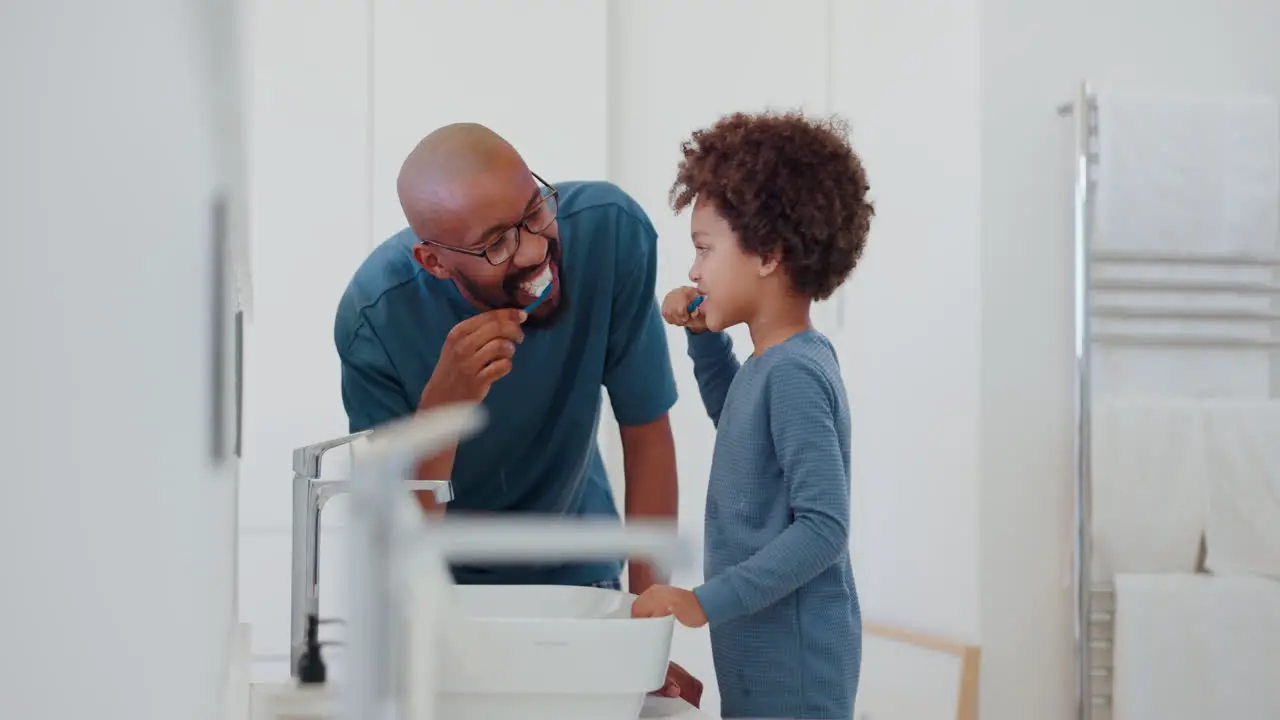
[521,264,552,295]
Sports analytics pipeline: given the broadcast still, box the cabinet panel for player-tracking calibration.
[1,3,241,718]
[369,0,622,509]
[607,4,832,713]
[609,0,831,544]
[237,0,373,530]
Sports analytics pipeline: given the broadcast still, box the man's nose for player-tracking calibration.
[512,227,548,268]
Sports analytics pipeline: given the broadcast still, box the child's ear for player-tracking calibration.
[758,253,780,277]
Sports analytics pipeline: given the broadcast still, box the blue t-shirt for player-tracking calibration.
[334,181,678,586]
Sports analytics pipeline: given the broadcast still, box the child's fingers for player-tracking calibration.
[631,595,666,618]
[662,306,691,327]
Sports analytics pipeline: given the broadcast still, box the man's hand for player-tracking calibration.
[419,308,527,408]
[660,286,707,334]
[412,308,526,512]
[631,584,708,628]
[651,661,704,708]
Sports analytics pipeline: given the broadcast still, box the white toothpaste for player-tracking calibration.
[521,264,553,297]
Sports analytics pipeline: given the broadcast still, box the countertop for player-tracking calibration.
[248,682,717,719]
[641,695,717,718]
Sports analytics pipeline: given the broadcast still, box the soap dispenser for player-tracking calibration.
[257,615,339,719]
[296,614,328,685]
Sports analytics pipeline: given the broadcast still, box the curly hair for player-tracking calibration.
[670,110,874,301]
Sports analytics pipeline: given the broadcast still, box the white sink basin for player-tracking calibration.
[437,584,675,720]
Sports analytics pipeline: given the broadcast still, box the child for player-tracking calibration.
[631,110,873,720]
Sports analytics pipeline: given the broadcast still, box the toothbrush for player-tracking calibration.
[523,278,554,313]
[686,295,704,314]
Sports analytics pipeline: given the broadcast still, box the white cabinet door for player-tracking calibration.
[0,2,241,719]
[369,0,610,245]
[609,0,832,556]
[606,3,832,714]
[370,0,624,493]
[236,0,374,533]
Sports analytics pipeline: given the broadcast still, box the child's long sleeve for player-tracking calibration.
[686,329,740,427]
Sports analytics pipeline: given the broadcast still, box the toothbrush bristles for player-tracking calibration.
[523,279,554,313]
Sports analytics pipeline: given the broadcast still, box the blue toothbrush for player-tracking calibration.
[523,280,554,313]
[686,295,704,314]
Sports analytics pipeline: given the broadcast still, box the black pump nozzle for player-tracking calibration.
[297,614,327,685]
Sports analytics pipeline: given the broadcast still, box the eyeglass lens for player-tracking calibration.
[485,191,559,265]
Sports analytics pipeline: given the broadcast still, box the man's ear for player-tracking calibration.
[413,243,451,280]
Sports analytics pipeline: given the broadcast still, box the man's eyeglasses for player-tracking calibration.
[420,172,559,266]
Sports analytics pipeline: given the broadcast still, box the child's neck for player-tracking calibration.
[747,299,813,357]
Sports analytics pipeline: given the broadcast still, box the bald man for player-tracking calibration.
[334,124,679,594]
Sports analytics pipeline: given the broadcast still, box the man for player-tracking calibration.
[334,122,679,594]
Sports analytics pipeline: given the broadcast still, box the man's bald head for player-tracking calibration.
[396,123,528,240]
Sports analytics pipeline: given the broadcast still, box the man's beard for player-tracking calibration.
[453,236,567,328]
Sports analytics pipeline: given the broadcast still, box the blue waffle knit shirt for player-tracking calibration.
[687,327,861,720]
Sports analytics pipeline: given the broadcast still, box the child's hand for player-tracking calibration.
[631,584,709,628]
[661,286,708,334]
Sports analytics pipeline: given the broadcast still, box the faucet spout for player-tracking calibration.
[289,431,457,673]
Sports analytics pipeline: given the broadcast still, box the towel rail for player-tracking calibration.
[1091,250,1280,267]
[1059,81,1280,720]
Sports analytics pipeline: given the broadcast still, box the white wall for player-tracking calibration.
[979,2,1280,720]
[235,0,373,678]
[0,2,242,719]
[830,0,985,643]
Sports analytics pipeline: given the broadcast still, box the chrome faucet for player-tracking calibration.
[289,429,454,674]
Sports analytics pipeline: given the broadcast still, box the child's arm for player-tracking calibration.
[692,359,849,625]
[686,329,740,426]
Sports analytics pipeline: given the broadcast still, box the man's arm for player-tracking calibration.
[339,322,450,514]
[412,401,456,515]
[340,324,414,434]
[620,414,679,593]
[602,204,681,595]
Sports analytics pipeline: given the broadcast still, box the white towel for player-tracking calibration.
[1096,93,1279,256]
[1090,394,1208,573]
[1202,400,1280,578]
[1091,93,1279,398]
[1113,573,1280,720]
[1091,398,1209,578]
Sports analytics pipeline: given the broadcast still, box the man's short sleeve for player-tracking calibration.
[338,322,414,434]
[602,208,678,426]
